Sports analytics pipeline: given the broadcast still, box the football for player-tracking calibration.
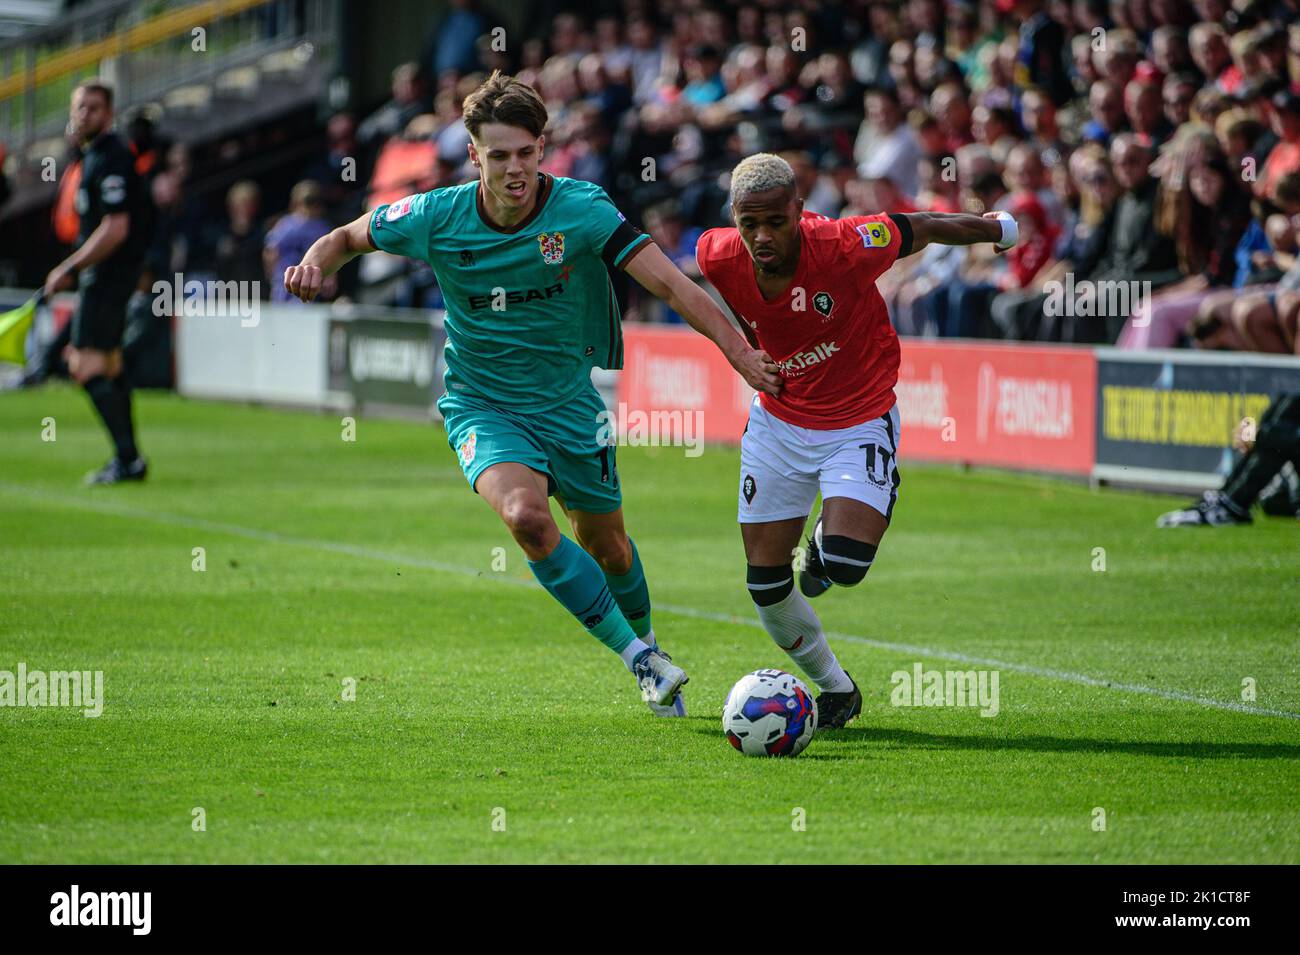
[722,669,818,757]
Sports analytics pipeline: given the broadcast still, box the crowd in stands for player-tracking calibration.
[51,0,1300,357]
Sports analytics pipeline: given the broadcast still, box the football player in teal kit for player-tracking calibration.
[285,72,781,716]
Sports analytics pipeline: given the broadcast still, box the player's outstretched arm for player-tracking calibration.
[625,242,783,396]
[283,211,376,302]
[901,211,1017,256]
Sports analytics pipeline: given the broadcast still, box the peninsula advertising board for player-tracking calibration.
[893,341,1096,475]
[618,328,1097,475]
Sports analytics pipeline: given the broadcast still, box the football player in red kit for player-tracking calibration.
[696,153,1018,728]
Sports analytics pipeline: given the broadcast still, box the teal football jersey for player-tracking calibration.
[369,174,651,413]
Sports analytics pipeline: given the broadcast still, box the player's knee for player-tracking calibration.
[69,352,91,384]
[71,349,109,384]
[1244,307,1278,339]
[585,534,631,575]
[501,497,555,552]
[746,564,793,606]
[1231,297,1265,328]
[821,536,877,587]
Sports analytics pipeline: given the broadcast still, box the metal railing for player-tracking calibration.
[1,0,337,212]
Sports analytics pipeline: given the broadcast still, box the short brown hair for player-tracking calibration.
[462,70,547,139]
[1274,170,1300,212]
[74,79,114,109]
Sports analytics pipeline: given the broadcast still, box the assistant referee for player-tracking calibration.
[42,80,149,485]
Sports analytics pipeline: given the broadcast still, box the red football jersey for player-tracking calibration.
[696,210,904,429]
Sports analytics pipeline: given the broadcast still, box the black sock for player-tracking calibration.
[111,376,139,462]
[83,376,138,463]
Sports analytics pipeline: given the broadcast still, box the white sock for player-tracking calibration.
[755,587,853,693]
[619,637,652,672]
[643,628,658,648]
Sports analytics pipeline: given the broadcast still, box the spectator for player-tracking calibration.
[699,45,771,130]
[423,0,484,79]
[972,104,1020,161]
[1190,24,1232,91]
[214,181,266,295]
[640,201,702,323]
[1095,29,1142,89]
[1191,170,1300,353]
[265,181,332,304]
[1021,87,1067,161]
[358,64,427,151]
[626,15,667,105]
[1125,79,1172,148]
[1055,134,1182,342]
[1014,0,1073,105]
[307,113,364,221]
[805,152,856,217]
[850,2,899,90]
[432,86,472,180]
[1151,26,1195,77]
[915,154,961,212]
[1000,142,1065,224]
[1256,91,1300,205]
[855,87,922,198]
[1118,142,1253,348]
[1082,80,1127,145]
[1069,33,1101,93]
[930,81,974,152]
[1289,23,1300,92]
[1192,86,1233,132]
[1162,73,1199,130]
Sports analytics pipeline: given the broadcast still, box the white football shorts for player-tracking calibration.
[737,396,902,524]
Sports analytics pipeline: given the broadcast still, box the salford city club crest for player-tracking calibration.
[537,232,565,265]
[812,291,834,318]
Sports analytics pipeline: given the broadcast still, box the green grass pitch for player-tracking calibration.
[1,385,1297,864]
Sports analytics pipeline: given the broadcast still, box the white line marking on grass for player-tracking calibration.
[653,604,1300,720]
[4,480,1297,721]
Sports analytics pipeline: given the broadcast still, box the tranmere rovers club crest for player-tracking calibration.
[537,231,565,265]
[457,430,477,466]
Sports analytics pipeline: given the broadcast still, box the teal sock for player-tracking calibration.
[529,535,641,656]
[604,538,654,643]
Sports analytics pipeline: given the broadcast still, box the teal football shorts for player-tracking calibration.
[437,385,621,514]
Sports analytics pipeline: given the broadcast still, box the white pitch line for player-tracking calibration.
[3,480,1298,721]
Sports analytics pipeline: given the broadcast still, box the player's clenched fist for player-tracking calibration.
[731,346,783,396]
[283,263,323,302]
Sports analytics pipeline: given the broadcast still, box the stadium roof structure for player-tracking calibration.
[0,0,337,219]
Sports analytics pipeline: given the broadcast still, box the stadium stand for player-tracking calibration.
[3,0,1300,353]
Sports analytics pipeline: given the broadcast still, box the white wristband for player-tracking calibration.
[994,211,1018,251]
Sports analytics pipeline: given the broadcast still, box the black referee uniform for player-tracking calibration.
[74,130,148,348]
[74,128,149,480]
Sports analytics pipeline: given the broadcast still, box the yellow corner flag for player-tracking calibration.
[0,294,39,365]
